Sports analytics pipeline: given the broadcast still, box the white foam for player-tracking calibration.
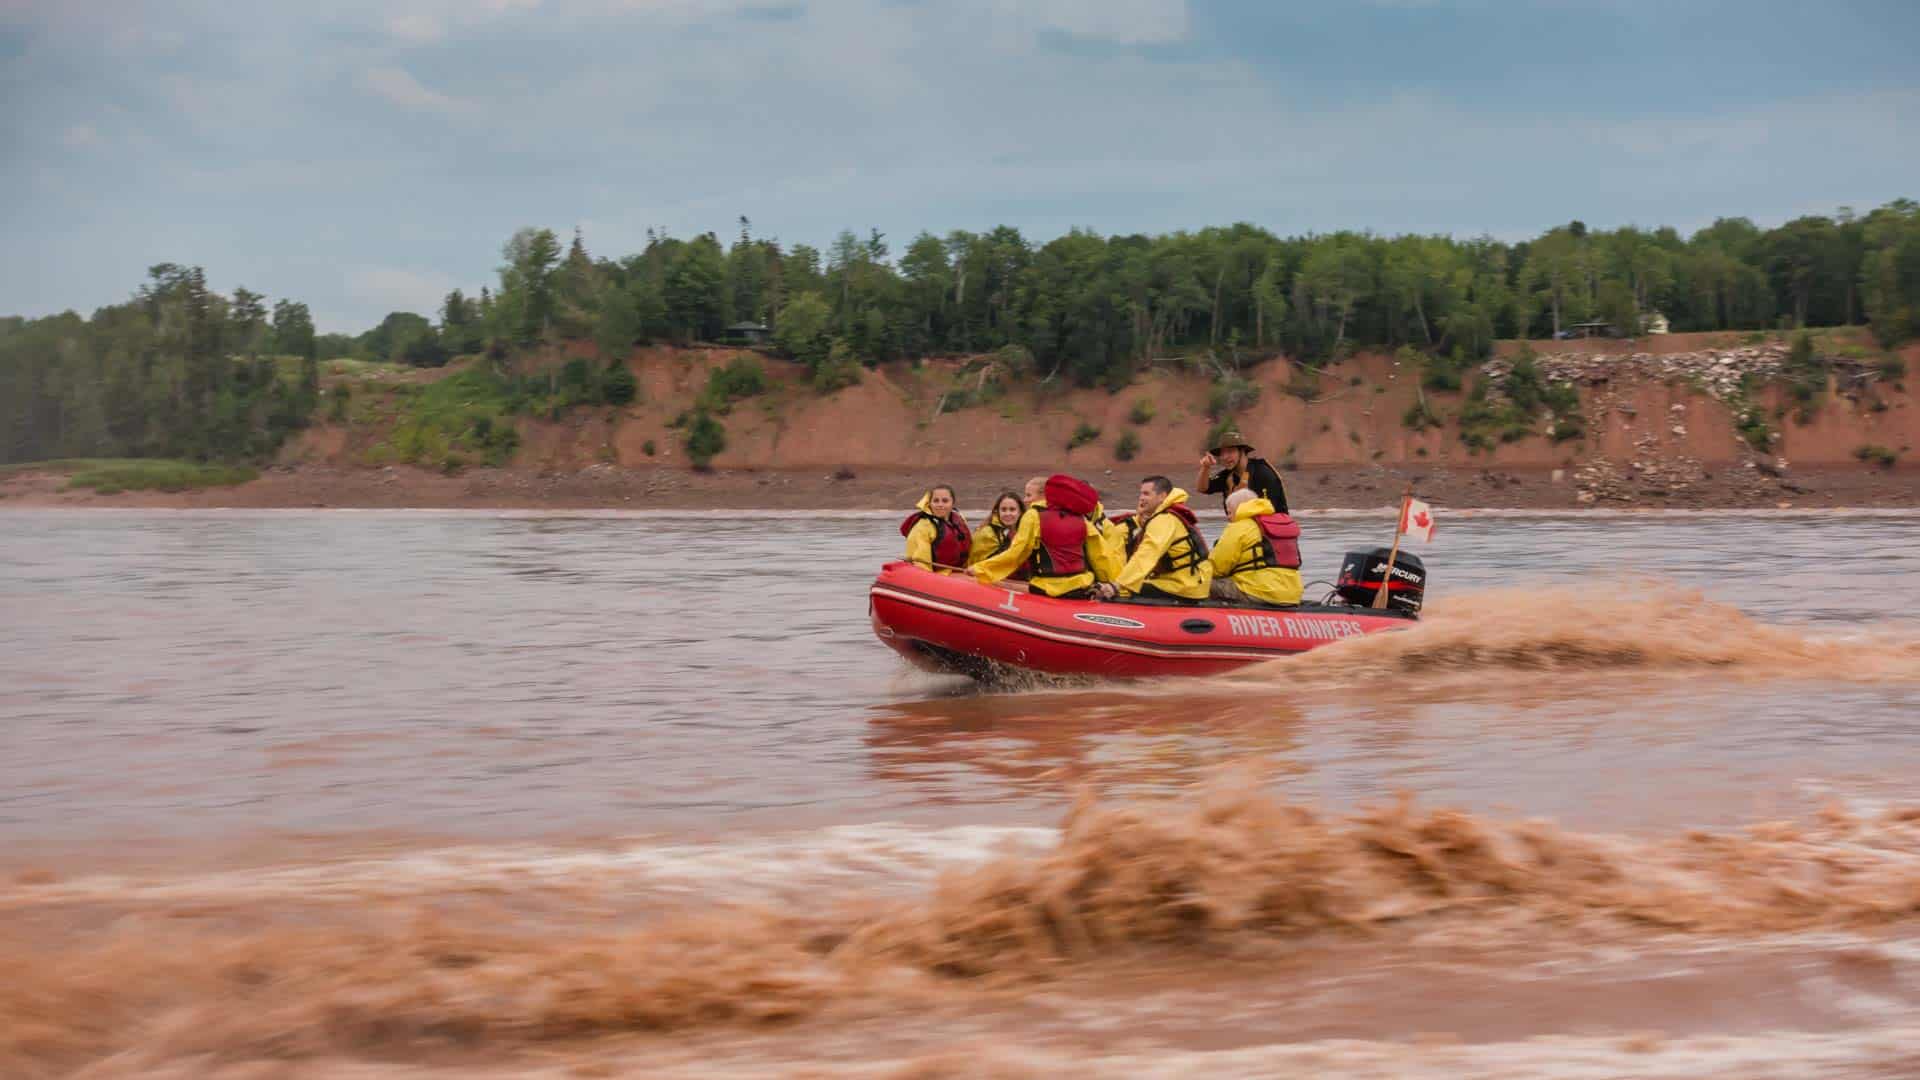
[1,823,1060,907]
[646,1025,1920,1079]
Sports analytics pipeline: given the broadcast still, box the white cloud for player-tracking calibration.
[376,0,543,40]
[346,266,458,314]
[991,0,1189,45]
[7,0,1917,333]
[385,12,446,41]
[359,66,464,112]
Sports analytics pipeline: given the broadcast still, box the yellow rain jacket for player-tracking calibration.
[903,491,967,573]
[1114,488,1213,600]
[1099,512,1141,569]
[968,517,1015,567]
[973,499,1120,597]
[1208,497,1303,606]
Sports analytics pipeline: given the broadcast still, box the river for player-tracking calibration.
[4,507,1920,1077]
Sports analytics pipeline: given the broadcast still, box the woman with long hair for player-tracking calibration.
[968,490,1026,573]
[901,484,971,572]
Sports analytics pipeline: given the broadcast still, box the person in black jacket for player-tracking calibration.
[1195,428,1289,514]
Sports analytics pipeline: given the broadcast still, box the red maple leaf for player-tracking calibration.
[1412,511,1431,529]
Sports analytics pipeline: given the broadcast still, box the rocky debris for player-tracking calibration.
[1489,343,1790,403]
[1572,451,1794,506]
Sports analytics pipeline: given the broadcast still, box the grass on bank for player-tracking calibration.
[364,367,520,471]
[0,458,259,494]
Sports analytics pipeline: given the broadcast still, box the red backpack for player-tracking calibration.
[1026,474,1098,579]
[1043,474,1099,517]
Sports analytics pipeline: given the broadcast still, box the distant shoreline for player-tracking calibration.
[4,461,1917,513]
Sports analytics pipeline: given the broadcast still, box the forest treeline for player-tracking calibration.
[4,200,1918,464]
[1,265,320,463]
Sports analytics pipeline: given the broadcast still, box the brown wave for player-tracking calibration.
[1239,583,1920,684]
[8,781,1920,1074]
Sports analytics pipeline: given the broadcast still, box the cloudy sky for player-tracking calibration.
[5,0,1917,331]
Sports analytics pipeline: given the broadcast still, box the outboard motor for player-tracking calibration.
[1334,548,1427,613]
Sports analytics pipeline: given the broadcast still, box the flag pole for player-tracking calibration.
[1372,482,1413,610]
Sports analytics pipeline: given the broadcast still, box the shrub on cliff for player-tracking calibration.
[810,339,863,393]
[1401,397,1442,432]
[700,355,767,413]
[384,366,521,468]
[684,409,726,470]
[1129,399,1156,425]
[1282,367,1320,402]
[1209,376,1261,417]
[1205,417,1239,452]
[994,344,1036,378]
[602,363,638,406]
[1115,431,1141,461]
[1419,346,1473,393]
[1067,421,1101,451]
[1457,382,1531,452]
[1854,444,1900,468]
[1783,331,1828,421]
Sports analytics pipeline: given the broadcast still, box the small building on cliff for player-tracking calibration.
[724,322,772,346]
[1561,321,1616,339]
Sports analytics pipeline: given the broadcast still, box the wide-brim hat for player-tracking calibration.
[1210,429,1254,454]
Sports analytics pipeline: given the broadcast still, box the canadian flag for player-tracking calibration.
[1399,497,1436,544]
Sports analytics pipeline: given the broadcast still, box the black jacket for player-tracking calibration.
[1202,456,1289,514]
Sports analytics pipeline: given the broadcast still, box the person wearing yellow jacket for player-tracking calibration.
[901,485,971,573]
[968,490,1026,570]
[1098,477,1212,601]
[972,476,1047,572]
[972,475,1120,598]
[1098,508,1140,569]
[1208,488,1304,606]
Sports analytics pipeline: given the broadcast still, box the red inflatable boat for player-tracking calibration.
[869,561,1416,680]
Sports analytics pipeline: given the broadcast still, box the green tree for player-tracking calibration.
[553,227,601,339]
[439,289,483,354]
[1520,228,1584,337]
[359,312,431,363]
[664,233,727,342]
[773,291,834,368]
[270,300,316,361]
[230,287,268,357]
[498,226,563,347]
[1765,216,1840,328]
[1861,199,1920,345]
[1249,259,1288,347]
[1596,279,1638,337]
[725,217,773,324]
[898,231,952,354]
[594,283,642,362]
[1,268,322,464]
[1297,236,1374,350]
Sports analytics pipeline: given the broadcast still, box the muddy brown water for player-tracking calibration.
[4,507,1920,1078]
